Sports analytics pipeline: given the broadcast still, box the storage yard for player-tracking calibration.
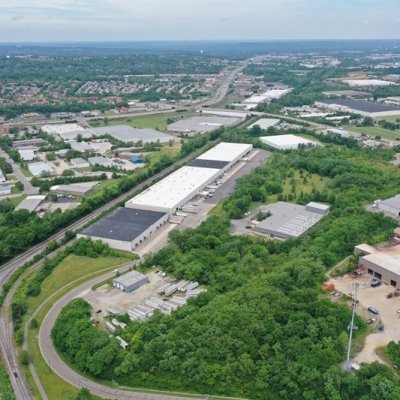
[85,270,206,326]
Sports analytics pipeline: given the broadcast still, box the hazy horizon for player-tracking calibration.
[1,0,399,42]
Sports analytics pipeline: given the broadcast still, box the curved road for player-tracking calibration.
[39,269,199,400]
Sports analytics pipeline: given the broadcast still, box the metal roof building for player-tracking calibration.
[50,182,99,196]
[93,125,175,144]
[357,244,400,289]
[18,148,36,161]
[15,195,46,212]
[27,162,54,177]
[113,270,149,293]
[126,166,222,213]
[78,207,168,251]
[316,99,400,117]
[260,134,317,150]
[167,116,240,135]
[375,194,400,217]
[0,183,11,196]
[247,118,281,130]
[254,201,330,240]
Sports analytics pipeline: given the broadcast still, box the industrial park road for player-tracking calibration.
[0,150,39,195]
[39,270,200,400]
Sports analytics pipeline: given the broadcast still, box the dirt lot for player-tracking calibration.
[82,270,172,317]
[328,273,400,364]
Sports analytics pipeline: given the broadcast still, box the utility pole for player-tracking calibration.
[346,282,360,371]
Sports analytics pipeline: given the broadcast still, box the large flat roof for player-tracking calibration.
[381,194,400,211]
[254,201,327,239]
[15,195,46,212]
[318,99,400,113]
[197,142,253,162]
[247,118,280,130]
[126,166,220,212]
[188,159,229,170]
[114,270,148,287]
[260,134,317,150]
[362,245,400,275]
[168,116,240,134]
[81,207,167,242]
[41,123,86,135]
[92,125,174,144]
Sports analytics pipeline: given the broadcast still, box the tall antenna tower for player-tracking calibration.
[346,282,360,371]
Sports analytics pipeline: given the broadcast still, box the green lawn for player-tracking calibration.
[9,195,26,207]
[0,363,14,400]
[25,253,131,400]
[346,125,400,141]
[90,112,195,132]
[375,115,400,123]
[19,165,33,178]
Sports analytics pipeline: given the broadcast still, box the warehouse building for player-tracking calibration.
[41,124,94,141]
[315,99,400,117]
[374,195,400,217]
[167,116,240,135]
[254,201,330,240]
[78,207,168,251]
[247,118,280,130]
[70,157,90,169]
[27,162,54,177]
[113,270,149,293]
[50,182,99,196]
[15,195,47,212]
[82,142,252,251]
[126,142,252,212]
[93,125,175,144]
[18,148,37,161]
[355,244,400,288]
[323,90,371,99]
[260,134,317,150]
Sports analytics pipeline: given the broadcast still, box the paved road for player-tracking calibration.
[0,150,39,195]
[39,270,200,400]
[0,142,218,400]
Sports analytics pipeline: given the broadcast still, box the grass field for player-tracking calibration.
[0,363,14,400]
[24,253,131,400]
[90,111,195,132]
[346,125,400,141]
[19,165,33,178]
[376,115,400,123]
[8,195,26,207]
[145,141,182,164]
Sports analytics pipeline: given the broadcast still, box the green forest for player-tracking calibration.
[53,143,400,399]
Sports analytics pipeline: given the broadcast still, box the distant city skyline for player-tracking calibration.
[0,0,399,42]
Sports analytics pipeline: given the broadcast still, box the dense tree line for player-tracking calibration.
[0,131,220,265]
[53,143,400,399]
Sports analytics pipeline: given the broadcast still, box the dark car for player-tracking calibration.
[368,306,379,315]
[371,279,381,288]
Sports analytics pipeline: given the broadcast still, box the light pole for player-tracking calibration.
[346,282,360,371]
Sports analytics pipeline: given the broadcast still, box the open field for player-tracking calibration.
[90,111,196,132]
[376,115,400,123]
[346,125,400,141]
[25,253,131,400]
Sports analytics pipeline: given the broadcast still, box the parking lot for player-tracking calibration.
[328,273,400,364]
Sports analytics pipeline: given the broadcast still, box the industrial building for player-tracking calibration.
[41,124,94,140]
[315,99,400,117]
[15,195,47,212]
[125,142,253,213]
[254,201,330,240]
[80,142,252,251]
[343,79,396,88]
[260,134,317,150]
[243,88,293,110]
[323,90,371,99]
[247,118,280,130]
[88,156,114,168]
[70,141,99,153]
[50,182,99,196]
[27,162,54,177]
[113,270,149,293]
[78,207,168,251]
[0,183,11,196]
[92,125,175,144]
[18,148,36,161]
[167,116,240,135]
[374,195,400,217]
[355,244,400,288]
[70,158,90,169]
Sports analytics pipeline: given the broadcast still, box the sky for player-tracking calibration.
[0,0,399,42]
